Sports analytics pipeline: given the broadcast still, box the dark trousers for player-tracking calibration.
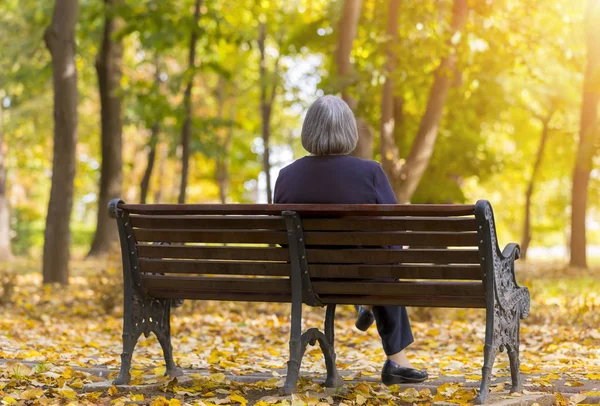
[372,305,414,355]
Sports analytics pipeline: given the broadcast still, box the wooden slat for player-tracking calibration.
[304,231,479,247]
[144,289,292,303]
[312,281,484,297]
[139,259,289,276]
[130,215,286,230]
[318,295,486,308]
[309,264,481,280]
[120,203,475,217]
[306,249,480,264]
[302,217,477,232]
[134,229,288,244]
[137,245,289,261]
[142,275,290,294]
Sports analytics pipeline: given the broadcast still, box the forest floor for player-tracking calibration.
[0,257,599,405]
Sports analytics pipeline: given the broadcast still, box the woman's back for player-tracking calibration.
[274,155,397,205]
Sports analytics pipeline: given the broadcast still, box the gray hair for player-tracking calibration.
[301,95,358,156]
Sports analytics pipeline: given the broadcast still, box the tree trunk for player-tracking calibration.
[178,0,203,204]
[42,0,79,284]
[140,123,159,204]
[140,56,161,204]
[521,113,553,260]
[258,22,277,204]
[154,142,167,203]
[0,104,13,261]
[570,0,600,269]
[88,0,123,257]
[335,0,373,159]
[382,0,468,203]
[380,0,402,177]
[215,79,234,204]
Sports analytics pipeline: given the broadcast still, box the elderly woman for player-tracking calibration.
[273,95,428,385]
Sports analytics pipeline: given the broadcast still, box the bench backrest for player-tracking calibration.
[111,202,490,308]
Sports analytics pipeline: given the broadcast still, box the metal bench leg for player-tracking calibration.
[323,304,342,388]
[508,345,522,393]
[154,301,183,379]
[282,297,303,395]
[475,343,497,404]
[114,330,141,385]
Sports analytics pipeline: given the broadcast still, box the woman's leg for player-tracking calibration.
[372,305,415,367]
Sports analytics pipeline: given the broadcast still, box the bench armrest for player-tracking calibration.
[501,243,521,261]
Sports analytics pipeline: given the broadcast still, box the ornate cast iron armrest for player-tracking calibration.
[501,243,521,262]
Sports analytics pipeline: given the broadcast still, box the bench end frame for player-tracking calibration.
[110,198,183,386]
[474,200,530,404]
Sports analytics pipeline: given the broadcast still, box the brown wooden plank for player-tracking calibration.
[142,275,290,294]
[134,229,288,244]
[137,245,289,261]
[304,231,479,247]
[312,280,484,297]
[145,289,292,303]
[139,259,290,276]
[306,249,480,264]
[120,203,475,217]
[318,295,486,308]
[309,264,481,280]
[302,217,477,232]
[131,215,286,230]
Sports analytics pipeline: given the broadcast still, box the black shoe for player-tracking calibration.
[355,305,375,331]
[381,360,428,385]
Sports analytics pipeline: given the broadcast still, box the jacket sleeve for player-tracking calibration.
[374,164,398,204]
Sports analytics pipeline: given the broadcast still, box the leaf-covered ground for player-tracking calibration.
[0,259,599,405]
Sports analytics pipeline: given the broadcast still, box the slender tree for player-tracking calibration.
[215,78,234,204]
[522,111,555,260]
[88,0,124,257]
[140,55,161,204]
[258,22,279,204]
[335,0,373,159]
[178,0,203,204]
[42,0,79,284]
[0,104,13,261]
[380,0,468,203]
[570,0,600,269]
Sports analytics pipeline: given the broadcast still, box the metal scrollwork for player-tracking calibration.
[110,199,183,385]
[474,201,530,404]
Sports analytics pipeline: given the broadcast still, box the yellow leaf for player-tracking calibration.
[20,388,44,400]
[566,381,584,387]
[584,374,600,380]
[354,383,371,395]
[2,396,17,405]
[150,396,171,406]
[570,394,587,404]
[108,385,119,396]
[491,383,505,393]
[209,373,227,383]
[58,387,77,401]
[61,367,73,379]
[131,393,145,401]
[231,393,248,405]
[168,399,181,406]
[355,394,367,406]
[555,393,568,406]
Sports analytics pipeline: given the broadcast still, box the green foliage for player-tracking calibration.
[0,0,596,254]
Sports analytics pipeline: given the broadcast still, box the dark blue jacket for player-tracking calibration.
[274,155,397,205]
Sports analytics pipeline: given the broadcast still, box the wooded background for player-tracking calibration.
[0,0,599,284]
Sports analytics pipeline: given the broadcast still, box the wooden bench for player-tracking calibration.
[108,199,530,404]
